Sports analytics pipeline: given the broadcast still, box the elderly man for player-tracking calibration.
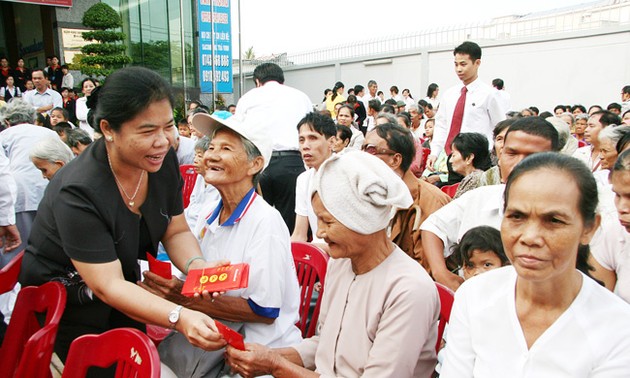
[141,113,301,377]
[0,99,58,259]
[362,123,450,271]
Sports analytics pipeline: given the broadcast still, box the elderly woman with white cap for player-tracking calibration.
[142,112,302,377]
[225,150,440,377]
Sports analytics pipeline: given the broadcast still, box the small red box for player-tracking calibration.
[181,263,249,296]
[215,321,245,350]
[146,253,172,279]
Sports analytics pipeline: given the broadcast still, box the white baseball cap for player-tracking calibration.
[192,112,273,169]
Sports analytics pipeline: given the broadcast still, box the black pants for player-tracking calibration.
[259,152,305,233]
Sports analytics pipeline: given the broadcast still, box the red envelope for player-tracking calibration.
[146,253,172,279]
[215,320,245,350]
[181,263,249,297]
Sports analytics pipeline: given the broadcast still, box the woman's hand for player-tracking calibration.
[178,308,227,351]
[225,343,281,378]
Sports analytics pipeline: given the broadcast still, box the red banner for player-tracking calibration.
[6,0,72,7]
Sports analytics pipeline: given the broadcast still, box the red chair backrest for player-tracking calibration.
[435,282,455,353]
[0,250,24,294]
[0,281,66,378]
[180,164,197,208]
[62,328,160,378]
[440,182,459,198]
[291,242,328,338]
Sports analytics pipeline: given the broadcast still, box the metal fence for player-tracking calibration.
[237,0,630,73]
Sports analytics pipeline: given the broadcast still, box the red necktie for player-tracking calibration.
[445,86,467,154]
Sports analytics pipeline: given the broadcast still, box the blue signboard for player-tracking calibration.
[197,0,233,93]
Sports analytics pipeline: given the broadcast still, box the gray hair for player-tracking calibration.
[194,136,211,151]
[65,128,93,149]
[575,113,589,121]
[376,112,398,124]
[407,104,422,114]
[599,125,628,145]
[0,99,36,126]
[30,137,74,164]
[545,116,571,152]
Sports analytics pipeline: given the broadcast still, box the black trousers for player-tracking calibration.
[259,152,305,233]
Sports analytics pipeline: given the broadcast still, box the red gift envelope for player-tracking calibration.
[181,263,249,297]
[146,253,172,279]
[215,320,245,350]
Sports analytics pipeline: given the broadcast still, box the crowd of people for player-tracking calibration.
[0,39,630,377]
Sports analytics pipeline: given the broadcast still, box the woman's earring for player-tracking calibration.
[106,136,113,142]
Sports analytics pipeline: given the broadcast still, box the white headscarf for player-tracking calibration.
[311,150,412,234]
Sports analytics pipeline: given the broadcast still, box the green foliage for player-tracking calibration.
[82,30,126,43]
[130,41,170,72]
[81,43,127,55]
[80,3,130,78]
[82,3,122,29]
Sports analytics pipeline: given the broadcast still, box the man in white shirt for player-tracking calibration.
[427,41,505,169]
[420,117,559,291]
[291,112,335,245]
[235,63,312,233]
[362,79,380,104]
[492,78,511,116]
[21,69,62,116]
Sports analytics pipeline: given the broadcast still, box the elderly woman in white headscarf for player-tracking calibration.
[225,150,440,378]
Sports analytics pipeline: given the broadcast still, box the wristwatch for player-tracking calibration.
[168,305,183,329]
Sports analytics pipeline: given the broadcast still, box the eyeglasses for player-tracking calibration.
[361,144,397,156]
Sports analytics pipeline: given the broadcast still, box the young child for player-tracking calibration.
[449,226,510,280]
[50,107,70,127]
[177,118,191,138]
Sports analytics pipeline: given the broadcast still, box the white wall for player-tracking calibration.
[238,27,630,114]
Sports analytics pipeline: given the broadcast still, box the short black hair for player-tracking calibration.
[450,226,508,269]
[373,123,416,172]
[253,63,284,85]
[622,85,630,95]
[368,99,381,112]
[554,105,566,113]
[504,117,560,151]
[354,84,364,94]
[451,132,492,171]
[454,41,482,61]
[336,125,352,143]
[381,104,395,114]
[571,104,587,114]
[591,110,621,127]
[297,112,336,139]
[492,78,504,90]
[607,102,622,112]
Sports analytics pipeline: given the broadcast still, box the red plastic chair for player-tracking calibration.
[435,282,455,353]
[180,164,197,208]
[146,324,172,347]
[440,182,459,198]
[62,328,160,378]
[0,250,24,294]
[0,281,66,378]
[291,242,328,338]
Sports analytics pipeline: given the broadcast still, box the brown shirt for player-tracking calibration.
[390,170,451,272]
